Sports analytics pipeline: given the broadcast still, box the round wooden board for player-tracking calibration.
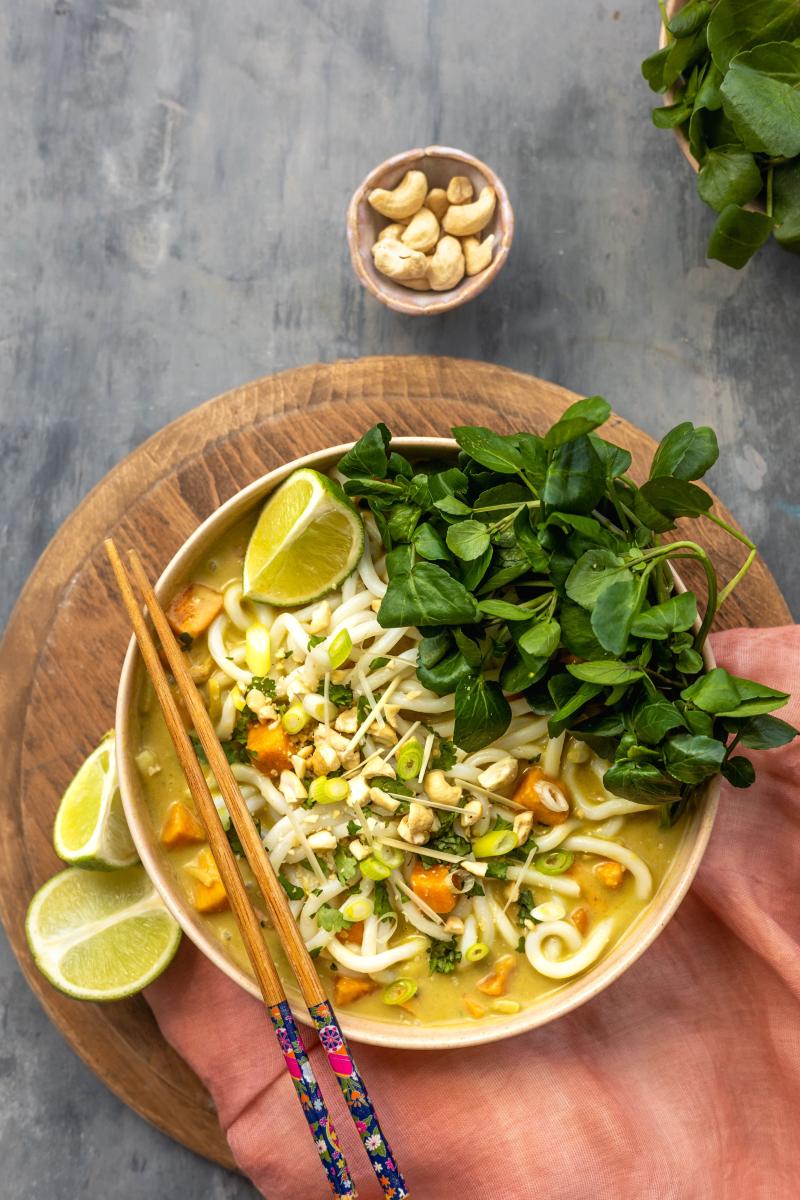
[0,356,791,1171]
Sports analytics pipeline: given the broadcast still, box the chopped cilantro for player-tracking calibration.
[373,880,392,918]
[517,888,535,924]
[278,872,305,901]
[318,681,354,708]
[492,815,514,832]
[428,937,462,975]
[370,776,413,797]
[485,860,509,879]
[317,903,352,933]
[471,881,485,897]
[250,676,277,699]
[346,820,362,837]
[431,737,457,771]
[308,634,326,649]
[334,845,359,886]
[356,695,371,725]
[369,656,389,670]
[226,816,261,857]
[190,733,208,765]
[309,946,322,959]
[516,936,526,954]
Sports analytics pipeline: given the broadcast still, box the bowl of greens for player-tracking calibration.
[643,0,800,268]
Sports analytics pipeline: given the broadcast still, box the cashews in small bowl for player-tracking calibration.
[347,145,514,316]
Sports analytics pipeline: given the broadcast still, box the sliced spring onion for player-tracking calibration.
[534,850,575,875]
[308,776,350,805]
[245,623,271,675]
[472,829,519,859]
[465,942,490,963]
[340,895,374,923]
[230,685,245,712]
[328,629,352,669]
[374,843,405,870]
[282,704,309,734]
[395,739,423,781]
[382,978,418,1006]
[360,856,392,881]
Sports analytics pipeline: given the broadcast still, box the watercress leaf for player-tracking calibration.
[695,61,725,112]
[664,733,727,783]
[435,494,473,517]
[721,42,800,157]
[543,396,611,450]
[547,681,603,736]
[653,101,693,129]
[568,713,625,759]
[544,511,603,540]
[460,545,493,592]
[774,159,800,252]
[697,144,763,214]
[453,629,483,669]
[667,0,712,37]
[589,435,632,481]
[630,591,698,639]
[642,44,671,91]
[565,549,631,609]
[419,632,451,669]
[632,487,676,533]
[567,661,643,685]
[500,651,548,694]
[417,649,474,695]
[453,675,512,752]
[406,474,432,509]
[513,508,550,572]
[676,646,705,674]
[650,422,720,481]
[514,433,548,487]
[708,0,800,72]
[473,483,530,521]
[378,562,480,628]
[638,477,713,518]
[479,546,530,592]
[387,503,421,543]
[385,544,414,578]
[730,713,799,749]
[635,700,687,744]
[684,706,715,736]
[413,522,451,562]
[518,619,561,659]
[388,451,413,479]
[589,577,637,657]
[603,761,678,803]
[338,423,391,478]
[427,467,469,500]
[479,598,536,622]
[682,666,742,713]
[343,477,406,500]
[707,203,774,269]
[452,426,523,474]
[446,520,491,561]
[559,597,611,659]
[543,435,606,514]
[664,25,711,89]
[722,755,757,787]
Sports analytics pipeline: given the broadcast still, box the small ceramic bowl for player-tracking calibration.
[116,439,720,1051]
[346,146,514,316]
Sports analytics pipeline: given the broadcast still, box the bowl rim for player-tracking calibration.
[346,145,515,317]
[116,437,720,1050]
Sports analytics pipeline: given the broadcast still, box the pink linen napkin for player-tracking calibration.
[147,626,800,1200]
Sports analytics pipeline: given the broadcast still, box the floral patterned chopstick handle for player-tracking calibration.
[310,1001,410,1199]
[269,1001,356,1197]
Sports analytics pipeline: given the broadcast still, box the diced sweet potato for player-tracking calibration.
[464,997,486,1019]
[338,921,364,946]
[166,583,223,638]
[333,976,376,1006]
[512,767,569,825]
[570,905,589,935]
[247,723,292,775]
[476,953,516,997]
[595,861,625,889]
[409,861,457,915]
[160,801,206,848]
[186,847,228,913]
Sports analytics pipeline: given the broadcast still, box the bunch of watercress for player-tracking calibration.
[643,0,800,268]
[337,404,796,822]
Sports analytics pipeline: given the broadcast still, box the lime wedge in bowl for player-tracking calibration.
[243,467,364,606]
[25,866,181,1001]
[53,732,138,870]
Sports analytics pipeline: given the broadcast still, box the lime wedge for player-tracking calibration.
[243,468,364,606]
[25,866,180,1001]
[53,733,138,870]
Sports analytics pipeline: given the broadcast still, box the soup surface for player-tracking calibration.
[133,508,685,1029]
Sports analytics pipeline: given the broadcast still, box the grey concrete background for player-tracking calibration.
[1,1,797,1196]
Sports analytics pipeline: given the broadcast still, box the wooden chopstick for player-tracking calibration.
[123,546,410,1200]
[105,540,355,1200]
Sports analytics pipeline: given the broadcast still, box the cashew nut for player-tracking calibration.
[477,755,517,791]
[442,186,497,237]
[447,175,474,204]
[401,206,440,253]
[425,187,449,221]
[400,276,431,291]
[398,801,435,846]
[426,235,465,291]
[459,798,484,827]
[368,169,428,219]
[376,222,408,243]
[423,769,463,805]
[372,238,428,282]
[462,234,496,276]
[513,811,534,845]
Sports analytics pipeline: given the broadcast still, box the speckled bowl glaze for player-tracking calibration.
[116,439,719,1050]
[346,146,514,316]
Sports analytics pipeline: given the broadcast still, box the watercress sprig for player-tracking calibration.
[337,403,796,818]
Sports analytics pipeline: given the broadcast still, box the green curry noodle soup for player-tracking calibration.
[133,407,796,1025]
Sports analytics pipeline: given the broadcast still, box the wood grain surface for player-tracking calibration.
[0,356,790,1170]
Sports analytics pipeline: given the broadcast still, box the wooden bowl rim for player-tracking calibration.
[116,438,719,1050]
[346,145,515,316]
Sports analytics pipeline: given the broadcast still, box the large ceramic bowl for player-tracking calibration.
[116,439,720,1050]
